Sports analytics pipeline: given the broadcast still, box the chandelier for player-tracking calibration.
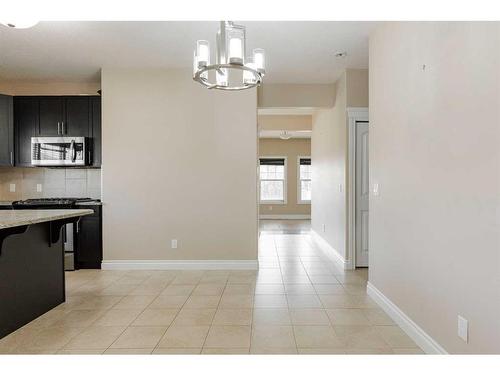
[193,21,266,91]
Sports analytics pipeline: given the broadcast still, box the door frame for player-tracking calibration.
[346,107,369,270]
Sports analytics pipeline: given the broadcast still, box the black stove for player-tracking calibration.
[12,198,96,209]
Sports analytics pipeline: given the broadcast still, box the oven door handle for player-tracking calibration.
[70,140,76,162]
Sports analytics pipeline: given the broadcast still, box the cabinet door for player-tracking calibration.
[76,216,102,269]
[0,95,14,166]
[91,97,101,167]
[64,97,90,136]
[14,97,38,166]
[39,97,63,135]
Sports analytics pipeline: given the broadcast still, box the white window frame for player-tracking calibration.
[259,156,287,205]
[297,155,311,204]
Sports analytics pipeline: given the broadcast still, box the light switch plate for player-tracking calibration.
[9,183,15,193]
[36,184,43,192]
[338,183,343,193]
[373,183,380,196]
[171,239,178,249]
[458,315,468,342]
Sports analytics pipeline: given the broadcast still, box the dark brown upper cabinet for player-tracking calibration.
[0,94,14,166]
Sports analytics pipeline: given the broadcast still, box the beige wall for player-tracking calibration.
[311,68,368,260]
[101,68,258,263]
[259,138,311,216]
[258,115,312,131]
[311,73,347,257]
[369,22,500,353]
[0,80,100,96]
[258,83,336,108]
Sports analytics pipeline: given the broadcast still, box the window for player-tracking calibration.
[259,157,286,203]
[298,157,311,203]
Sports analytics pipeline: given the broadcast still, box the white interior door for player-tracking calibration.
[355,121,369,267]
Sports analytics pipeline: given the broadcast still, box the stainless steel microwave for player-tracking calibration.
[31,137,89,166]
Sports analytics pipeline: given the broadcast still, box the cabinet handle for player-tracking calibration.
[57,122,61,134]
[10,151,13,165]
[62,122,65,134]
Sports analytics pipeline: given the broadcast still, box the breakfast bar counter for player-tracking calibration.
[0,209,93,339]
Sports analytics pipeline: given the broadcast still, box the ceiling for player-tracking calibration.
[0,21,378,84]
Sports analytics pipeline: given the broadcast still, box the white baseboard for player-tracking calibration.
[259,214,311,220]
[367,282,448,354]
[311,230,351,270]
[101,260,258,270]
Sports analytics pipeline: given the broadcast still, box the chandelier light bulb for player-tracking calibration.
[253,48,266,73]
[196,40,210,67]
[229,37,243,64]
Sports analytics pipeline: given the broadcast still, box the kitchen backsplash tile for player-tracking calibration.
[0,167,101,201]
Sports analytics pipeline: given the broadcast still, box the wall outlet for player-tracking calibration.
[458,315,468,342]
[338,183,343,193]
[322,224,326,233]
[9,183,16,193]
[171,239,178,249]
[373,183,380,196]
[36,183,43,193]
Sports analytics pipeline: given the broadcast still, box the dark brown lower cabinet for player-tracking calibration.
[75,204,102,269]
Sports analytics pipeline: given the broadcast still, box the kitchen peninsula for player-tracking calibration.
[0,209,92,339]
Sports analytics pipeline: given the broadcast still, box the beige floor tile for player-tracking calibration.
[326,309,371,326]
[183,295,221,309]
[104,348,153,354]
[153,348,202,354]
[335,274,367,285]
[72,296,123,310]
[293,325,345,348]
[254,284,285,295]
[0,328,43,353]
[132,308,179,326]
[227,275,257,284]
[58,349,106,354]
[157,325,210,348]
[202,347,249,354]
[212,309,253,325]
[224,283,256,295]
[392,348,424,354]
[254,294,288,308]
[93,309,143,326]
[284,284,316,295]
[204,325,251,348]
[10,348,59,354]
[191,284,226,296]
[64,326,126,349]
[219,294,254,308]
[348,295,379,308]
[149,295,189,309]
[251,326,296,348]
[18,327,84,350]
[251,347,298,354]
[362,309,396,326]
[128,284,165,296]
[253,309,291,325]
[160,284,196,296]
[290,309,330,325]
[97,284,137,296]
[172,308,216,325]
[287,294,322,308]
[113,295,156,309]
[343,284,368,295]
[50,309,106,327]
[345,348,394,354]
[333,325,391,349]
[24,309,69,329]
[319,294,357,308]
[313,284,347,295]
[374,326,419,348]
[308,275,340,284]
[110,326,167,349]
[298,348,346,354]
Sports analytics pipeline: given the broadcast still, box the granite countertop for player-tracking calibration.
[0,209,93,230]
[76,201,103,206]
[0,201,13,206]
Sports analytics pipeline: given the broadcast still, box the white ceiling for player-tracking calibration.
[0,21,378,84]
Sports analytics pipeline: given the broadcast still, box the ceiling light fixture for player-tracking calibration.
[0,20,39,29]
[193,21,266,91]
[279,131,292,140]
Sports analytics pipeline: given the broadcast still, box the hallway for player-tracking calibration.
[0,220,421,354]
